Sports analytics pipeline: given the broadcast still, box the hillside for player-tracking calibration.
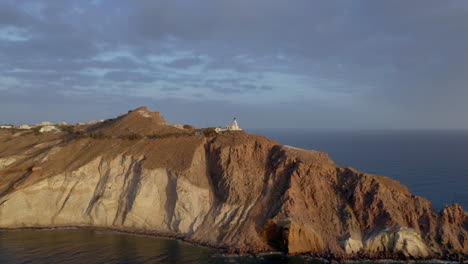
[88,106,187,136]
[0,107,466,261]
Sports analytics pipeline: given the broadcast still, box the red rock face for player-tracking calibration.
[0,110,466,261]
[199,133,467,260]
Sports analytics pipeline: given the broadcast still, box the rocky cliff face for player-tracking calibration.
[0,108,466,260]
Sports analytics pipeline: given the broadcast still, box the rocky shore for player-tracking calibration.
[0,107,466,261]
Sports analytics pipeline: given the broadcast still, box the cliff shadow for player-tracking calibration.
[164,170,179,231]
[257,145,298,253]
[112,158,144,226]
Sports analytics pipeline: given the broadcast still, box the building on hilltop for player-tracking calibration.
[37,121,54,126]
[39,125,60,133]
[215,118,242,133]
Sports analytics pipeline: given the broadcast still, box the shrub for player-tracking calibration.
[183,124,195,130]
[89,132,112,139]
[121,133,144,140]
[102,118,115,124]
[74,131,89,139]
[32,127,42,136]
[147,133,160,139]
[147,132,196,139]
[60,126,75,133]
[202,127,217,137]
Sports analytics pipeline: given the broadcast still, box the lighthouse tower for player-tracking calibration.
[231,118,241,130]
[215,118,242,133]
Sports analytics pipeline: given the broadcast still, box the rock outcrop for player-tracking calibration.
[39,125,60,133]
[364,227,429,258]
[0,107,466,261]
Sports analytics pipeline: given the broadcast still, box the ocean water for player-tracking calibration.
[0,130,466,264]
[0,229,314,264]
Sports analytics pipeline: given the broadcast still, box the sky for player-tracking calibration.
[1,0,467,130]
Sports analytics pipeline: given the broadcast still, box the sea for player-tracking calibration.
[0,130,466,264]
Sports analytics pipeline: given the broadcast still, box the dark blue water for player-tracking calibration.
[0,130,466,263]
[251,129,468,211]
[0,229,315,264]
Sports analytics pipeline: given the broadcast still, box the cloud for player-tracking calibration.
[103,71,157,83]
[0,1,34,27]
[0,0,467,129]
[165,57,203,69]
[161,86,181,92]
[211,87,242,94]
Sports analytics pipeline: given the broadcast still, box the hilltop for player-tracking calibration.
[0,107,466,261]
[88,106,187,136]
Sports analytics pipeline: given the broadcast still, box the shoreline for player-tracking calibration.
[0,225,465,263]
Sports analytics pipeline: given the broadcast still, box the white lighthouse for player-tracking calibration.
[215,118,242,133]
[231,118,240,130]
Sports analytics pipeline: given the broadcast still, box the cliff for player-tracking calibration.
[0,107,466,261]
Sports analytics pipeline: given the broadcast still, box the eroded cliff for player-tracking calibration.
[0,108,466,261]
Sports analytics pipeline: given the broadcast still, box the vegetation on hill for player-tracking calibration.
[59,126,75,133]
[119,133,144,140]
[202,127,217,137]
[32,127,41,135]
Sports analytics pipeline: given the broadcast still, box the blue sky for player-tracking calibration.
[1,0,468,129]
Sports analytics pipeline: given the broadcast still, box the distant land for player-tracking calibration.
[0,107,466,261]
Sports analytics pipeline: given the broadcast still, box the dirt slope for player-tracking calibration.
[89,106,185,136]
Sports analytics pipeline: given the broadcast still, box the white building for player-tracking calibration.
[39,125,60,133]
[38,121,54,126]
[215,118,242,133]
[0,125,13,129]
